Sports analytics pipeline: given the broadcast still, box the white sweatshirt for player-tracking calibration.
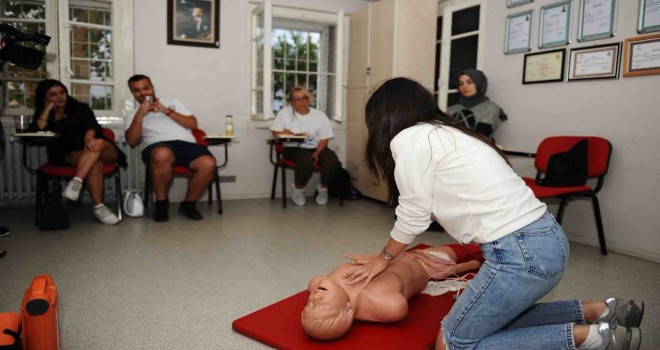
[390,123,546,245]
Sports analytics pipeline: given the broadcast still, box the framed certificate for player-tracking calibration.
[508,0,534,8]
[505,10,533,54]
[568,43,621,81]
[523,48,566,84]
[638,0,660,34]
[623,33,660,77]
[539,1,571,49]
[577,0,617,42]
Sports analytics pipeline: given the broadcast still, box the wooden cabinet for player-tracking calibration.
[346,0,436,202]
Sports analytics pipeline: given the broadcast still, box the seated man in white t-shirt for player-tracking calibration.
[270,86,339,206]
[125,74,216,222]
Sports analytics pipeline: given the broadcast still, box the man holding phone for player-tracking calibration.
[125,74,216,223]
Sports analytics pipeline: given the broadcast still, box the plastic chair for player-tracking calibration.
[35,128,122,224]
[518,136,612,255]
[268,141,343,208]
[143,129,222,217]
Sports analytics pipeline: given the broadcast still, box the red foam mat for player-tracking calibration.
[232,244,457,349]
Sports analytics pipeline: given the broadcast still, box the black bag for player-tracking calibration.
[329,167,352,199]
[37,189,70,231]
[538,139,588,187]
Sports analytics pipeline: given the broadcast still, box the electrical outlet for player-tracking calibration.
[219,175,236,183]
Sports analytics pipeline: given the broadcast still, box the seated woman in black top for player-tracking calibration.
[30,79,125,225]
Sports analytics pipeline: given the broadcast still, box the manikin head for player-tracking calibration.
[301,275,355,341]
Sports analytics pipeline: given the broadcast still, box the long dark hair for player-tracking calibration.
[32,79,79,119]
[364,77,509,204]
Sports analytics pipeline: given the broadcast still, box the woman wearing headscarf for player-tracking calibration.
[445,69,507,138]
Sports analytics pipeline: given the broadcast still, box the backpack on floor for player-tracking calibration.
[37,189,70,231]
[329,167,352,199]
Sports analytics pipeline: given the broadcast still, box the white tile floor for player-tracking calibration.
[1,198,658,349]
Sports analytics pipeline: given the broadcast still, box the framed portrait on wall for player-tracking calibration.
[505,10,533,54]
[167,0,220,48]
[523,48,566,84]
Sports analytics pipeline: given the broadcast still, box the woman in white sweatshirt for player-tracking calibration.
[342,78,642,350]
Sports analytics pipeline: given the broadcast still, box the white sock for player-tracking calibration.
[577,325,605,349]
[73,177,83,183]
[94,203,104,209]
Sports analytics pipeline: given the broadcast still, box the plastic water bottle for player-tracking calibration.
[225,115,234,136]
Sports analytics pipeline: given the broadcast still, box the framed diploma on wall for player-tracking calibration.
[577,0,617,42]
[523,48,566,84]
[539,1,572,49]
[568,43,622,81]
[508,0,534,8]
[638,0,660,34]
[505,10,534,54]
[623,33,660,77]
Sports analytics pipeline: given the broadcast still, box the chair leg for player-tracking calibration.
[208,182,212,206]
[145,168,152,218]
[35,172,46,225]
[591,194,608,255]
[271,164,279,200]
[556,197,569,224]
[339,192,344,206]
[215,172,222,215]
[115,171,123,221]
[281,164,287,208]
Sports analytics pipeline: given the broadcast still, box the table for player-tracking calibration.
[12,132,59,174]
[203,134,235,170]
[497,145,536,158]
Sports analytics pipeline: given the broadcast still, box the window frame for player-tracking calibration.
[435,0,487,111]
[249,1,347,126]
[0,0,133,123]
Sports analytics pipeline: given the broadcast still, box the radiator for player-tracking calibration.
[0,125,144,203]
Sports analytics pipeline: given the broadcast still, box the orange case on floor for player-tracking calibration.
[20,274,61,350]
[0,312,21,350]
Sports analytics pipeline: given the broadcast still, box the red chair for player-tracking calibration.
[144,129,222,217]
[519,136,612,255]
[268,141,343,208]
[35,128,122,224]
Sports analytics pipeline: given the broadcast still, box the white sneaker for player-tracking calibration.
[315,184,329,205]
[94,205,120,225]
[292,186,306,206]
[62,179,83,201]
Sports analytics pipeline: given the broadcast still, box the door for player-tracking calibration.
[435,0,486,111]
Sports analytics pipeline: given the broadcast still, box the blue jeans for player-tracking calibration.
[442,212,584,350]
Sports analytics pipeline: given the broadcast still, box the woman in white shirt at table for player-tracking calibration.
[270,86,339,207]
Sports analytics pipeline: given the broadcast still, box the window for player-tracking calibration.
[0,0,133,120]
[250,1,346,123]
[434,0,486,111]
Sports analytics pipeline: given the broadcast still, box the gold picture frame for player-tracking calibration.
[622,33,660,77]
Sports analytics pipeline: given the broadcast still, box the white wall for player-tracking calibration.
[484,1,660,261]
[132,0,365,200]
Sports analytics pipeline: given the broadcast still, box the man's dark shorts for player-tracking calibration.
[141,140,212,167]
